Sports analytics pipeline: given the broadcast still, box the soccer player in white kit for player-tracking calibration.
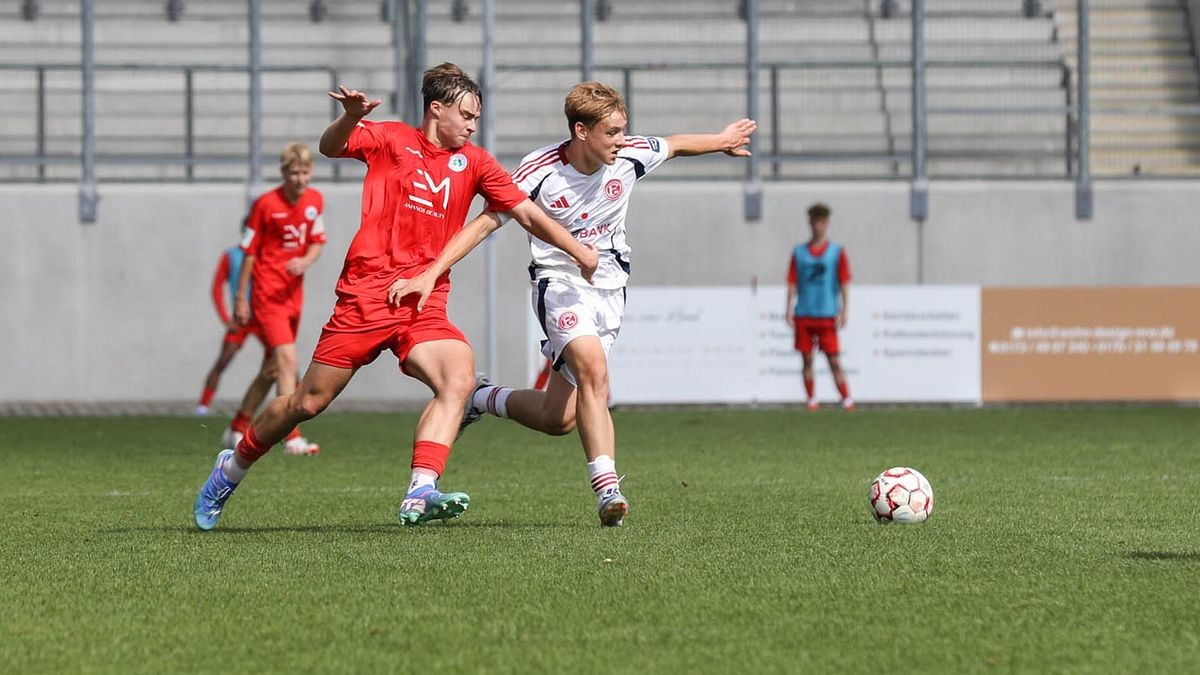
[459,82,755,526]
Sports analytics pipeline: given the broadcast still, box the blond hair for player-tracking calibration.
[279,142,313,170]
[564,81,627,136]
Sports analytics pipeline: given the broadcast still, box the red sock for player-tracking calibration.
[803,376,815,399]
[837,381,851,400]
[230,411,251,434]
[285,426,302,441]
[235,427,271,464]
[199,387,216,406]
[411,440,451,476]
[533,359,552,390]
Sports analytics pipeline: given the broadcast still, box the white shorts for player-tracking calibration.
[532,278,626,387]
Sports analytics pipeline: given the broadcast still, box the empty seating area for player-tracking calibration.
[2,0,1197,180]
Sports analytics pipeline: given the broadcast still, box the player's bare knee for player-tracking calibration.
[291,391,330,419]
[442,370,477,404]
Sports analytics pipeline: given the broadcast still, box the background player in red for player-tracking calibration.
[195,215,266,417]
[785,202,854,411]
[229,142,327,455]
[194,63,598,531]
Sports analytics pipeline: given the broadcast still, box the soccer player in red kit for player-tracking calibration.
[785,202,854,411]
[194,63,598,530]
[195,216,265,417]
[228,143,326,455]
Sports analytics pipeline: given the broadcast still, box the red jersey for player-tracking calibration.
[242,186,327,311]
[335,120,526,301]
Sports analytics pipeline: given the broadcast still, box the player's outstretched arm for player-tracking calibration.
[665,118,757,159]
[387,212,505,312]
[504,199,598,283]
[234,254,255,326]
[319,86,382,157]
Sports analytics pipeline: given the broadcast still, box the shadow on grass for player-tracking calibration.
[1123,550,1200,562]
[102,520,575,535]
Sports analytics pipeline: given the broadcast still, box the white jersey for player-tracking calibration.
[511,136,670,290]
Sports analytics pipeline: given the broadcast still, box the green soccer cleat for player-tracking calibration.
[398,484,470,526]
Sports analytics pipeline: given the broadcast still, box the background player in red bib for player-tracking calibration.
[195,215,267,417]
[194,63,598,530]
[227,143,327,455]
[785,202,854,411]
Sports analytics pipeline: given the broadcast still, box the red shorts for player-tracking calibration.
[222,322,264,347]
[793,316,840,355]
[254,306,301,350]
[312,291,466,371]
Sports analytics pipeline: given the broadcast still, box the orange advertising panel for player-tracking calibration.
[982,287,1200,401]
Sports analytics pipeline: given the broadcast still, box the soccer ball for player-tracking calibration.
[869,467,934,524]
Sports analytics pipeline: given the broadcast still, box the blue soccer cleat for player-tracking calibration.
[193,449,239,531]
[398,484,470,526]
[597,487,629,527]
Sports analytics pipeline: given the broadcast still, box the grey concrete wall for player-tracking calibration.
[2,179,1199,404]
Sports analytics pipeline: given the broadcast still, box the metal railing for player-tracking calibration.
[0,63,343,182]
[491,59,1075,179]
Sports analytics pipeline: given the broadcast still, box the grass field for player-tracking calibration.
[2,407,1198,673]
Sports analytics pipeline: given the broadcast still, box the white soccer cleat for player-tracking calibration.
[220,427,244,450]
[195,404,210,417]
[284,436,320,456]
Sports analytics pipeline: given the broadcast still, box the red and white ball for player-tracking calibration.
[869,467,934,524]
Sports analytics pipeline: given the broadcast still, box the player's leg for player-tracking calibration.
[197,336,242,415]
[395,338,477,525]
[825,351,854,411]
[193,361,355,530]
[222,349,275,449]
[796,319,818,410]
[559,336,628,527]
[819,323,853,410]
[487,370,578,435]
[262,311,319,455]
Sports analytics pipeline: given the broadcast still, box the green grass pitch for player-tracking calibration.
[2,408,1198,673]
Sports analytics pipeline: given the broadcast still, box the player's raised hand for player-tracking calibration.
[720,118,757,157]
[328,85,382,120]
[387,273,435,312]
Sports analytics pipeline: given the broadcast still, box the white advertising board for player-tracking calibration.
[529,285,982,404]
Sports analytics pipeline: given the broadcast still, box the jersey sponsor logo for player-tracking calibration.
[448,153,468,173]
[550,195,570,209]
[282,223,309,249]
[558,312,578,330]
[408,168,451,216]
[604,179,623,201]
[304,205,318,221]
[648,137,660,152]
[574,223,612,239]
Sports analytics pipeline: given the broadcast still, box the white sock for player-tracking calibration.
[587,455,620,495]
[221,454,248,484]
[473,385,513,418]
[408,468,438,492]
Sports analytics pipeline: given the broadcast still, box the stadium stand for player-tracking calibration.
[2,1,1195,180]
[1054,0,1200,175]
